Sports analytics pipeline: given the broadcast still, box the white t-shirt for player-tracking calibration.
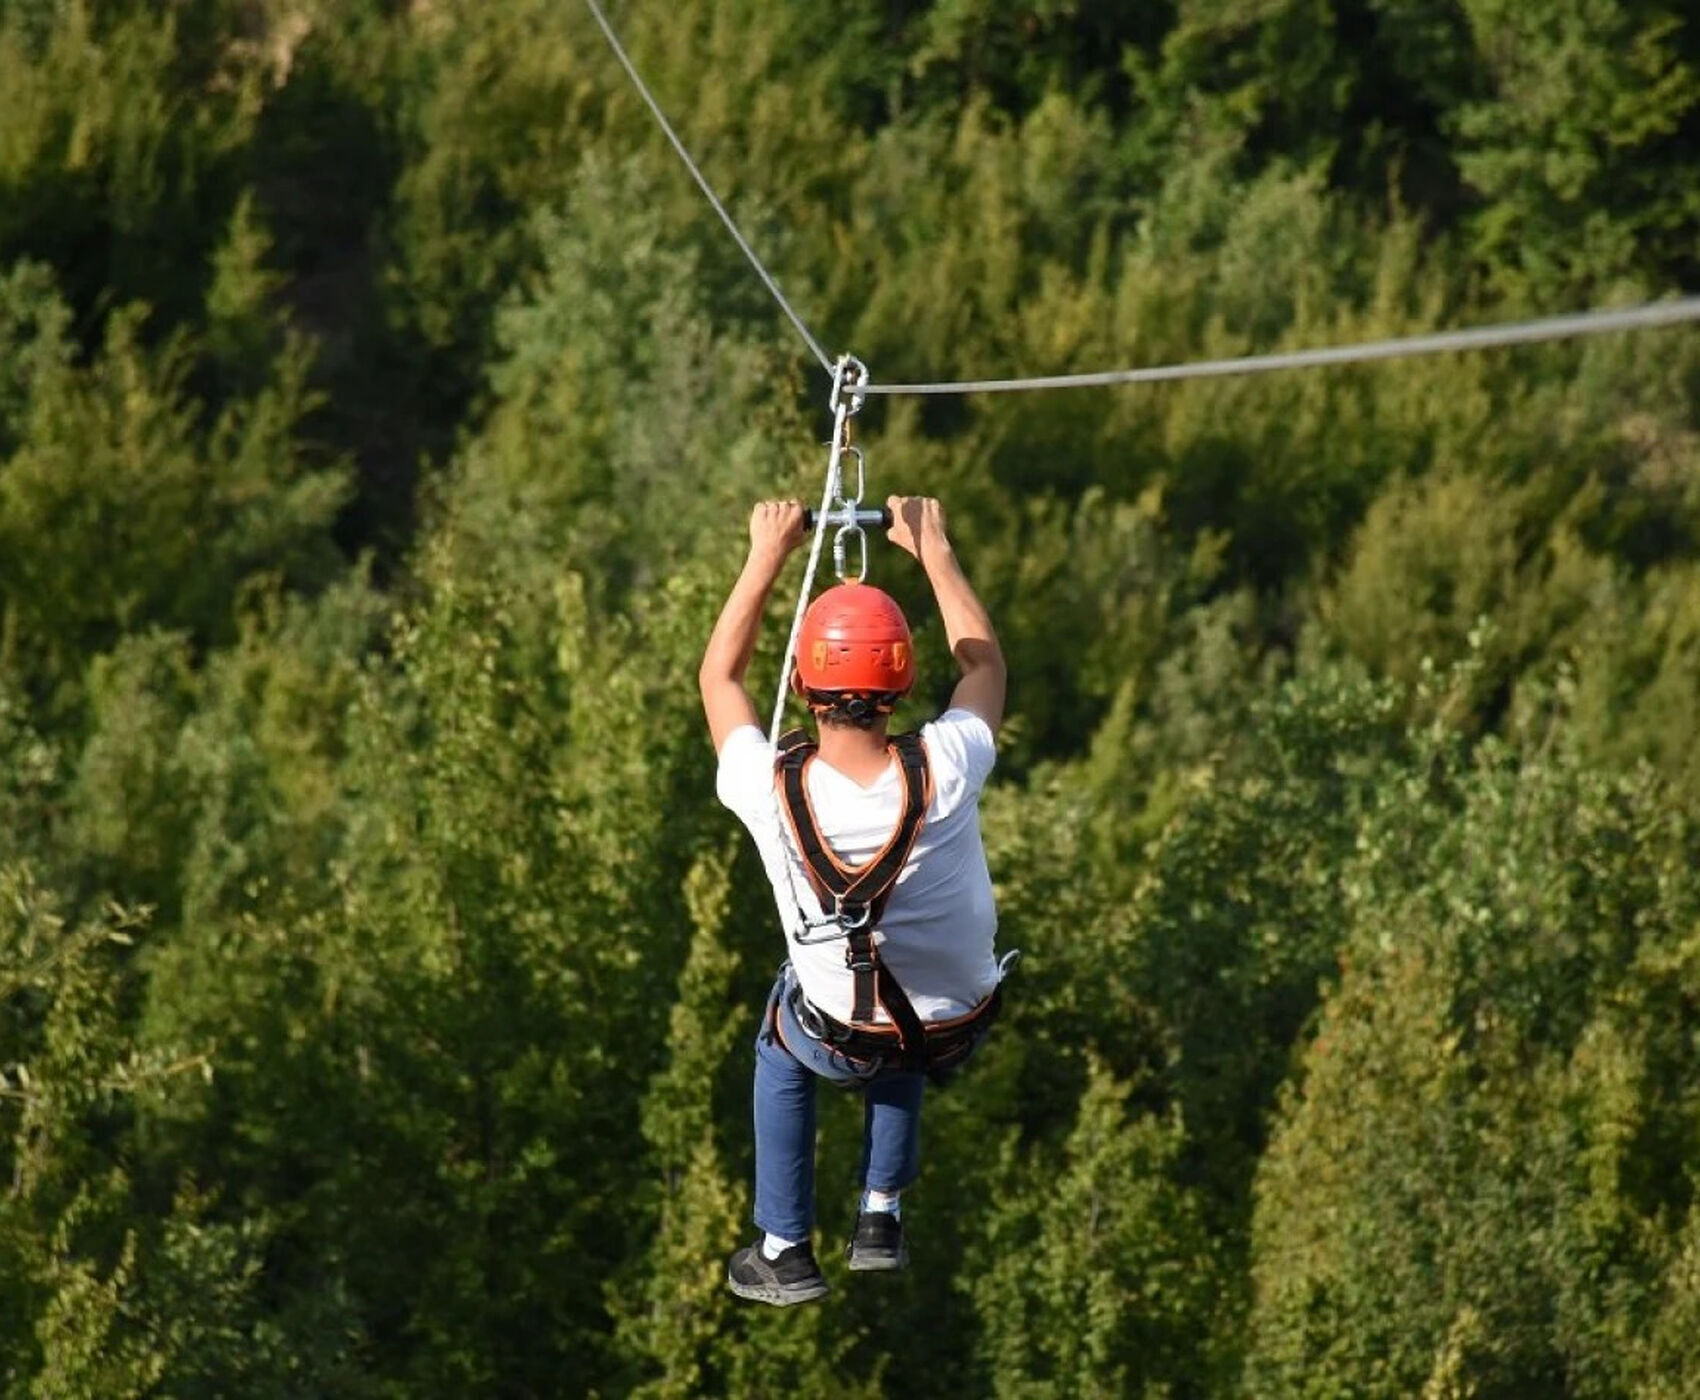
[716,709,1001,1024]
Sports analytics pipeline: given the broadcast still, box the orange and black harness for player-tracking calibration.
[773,728,1002,1075]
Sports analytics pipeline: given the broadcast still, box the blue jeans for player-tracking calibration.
[752,966,926,1242]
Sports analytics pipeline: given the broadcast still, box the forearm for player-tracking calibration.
[921,541,1002,674]
[700,547,788,686]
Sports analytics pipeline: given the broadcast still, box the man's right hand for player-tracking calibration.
[748,500,806,561]
[886,495,949,563]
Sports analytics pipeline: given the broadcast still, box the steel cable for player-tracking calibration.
[582,0,833,373]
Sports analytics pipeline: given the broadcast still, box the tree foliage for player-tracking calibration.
[1,0,1697,1393]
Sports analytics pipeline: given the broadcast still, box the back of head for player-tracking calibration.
[795,582,914,727]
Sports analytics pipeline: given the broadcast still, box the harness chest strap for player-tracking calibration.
[774,729,932,1033]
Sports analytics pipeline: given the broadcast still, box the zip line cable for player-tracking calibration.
[587,0,1700,395]
[857,297,1700,396]
[581,0,833,374]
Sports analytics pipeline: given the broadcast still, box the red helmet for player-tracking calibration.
[795,582,914,696]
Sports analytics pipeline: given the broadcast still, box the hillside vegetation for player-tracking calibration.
[2,2,1699,1395]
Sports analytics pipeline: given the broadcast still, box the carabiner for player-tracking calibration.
[839,444,866,510]
[833,524,869,583]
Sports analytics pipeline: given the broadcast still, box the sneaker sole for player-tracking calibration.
[726,1273,831,1306]
[846,1247,909,1273]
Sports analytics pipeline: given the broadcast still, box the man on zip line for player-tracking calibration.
[699,494,1010,1306]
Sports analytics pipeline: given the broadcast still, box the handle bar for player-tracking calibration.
[803,506,893,530]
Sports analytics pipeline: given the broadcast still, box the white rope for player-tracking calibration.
[768,358,861,743]
[581,0,833,373]
[761,358,867,945]
[768,480,837,745]
[859,297,1700,396]
[768,490,835,936]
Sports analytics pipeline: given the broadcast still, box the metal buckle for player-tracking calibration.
[792,990,830,1042]
[835,900,872,930]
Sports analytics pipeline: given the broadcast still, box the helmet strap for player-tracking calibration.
[806,690,903,729]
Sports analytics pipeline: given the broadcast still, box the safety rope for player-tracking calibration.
[768,356,868,745]
[581,0,832,374]
[756,357,873,945]
[585,0,1700,400]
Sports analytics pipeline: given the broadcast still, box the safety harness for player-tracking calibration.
[774,728,1001,1075]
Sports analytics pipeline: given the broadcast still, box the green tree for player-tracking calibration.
[0,278,345,705]
[968,1060,1223,1399]
[1452,0,1700,294]
[1246,705,1700,1397]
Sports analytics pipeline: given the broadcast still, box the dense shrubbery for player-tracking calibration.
[3,1,1699,1393]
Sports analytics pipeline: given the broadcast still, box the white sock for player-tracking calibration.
[761,1232,802,1260]
[862,1188,901,1218]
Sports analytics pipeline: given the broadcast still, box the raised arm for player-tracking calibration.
[698,500,806,753]
[886,496,1006,733]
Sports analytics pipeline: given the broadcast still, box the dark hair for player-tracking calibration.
[806,690,901,730]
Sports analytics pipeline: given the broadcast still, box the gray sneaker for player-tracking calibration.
[726,1240,830,1306]
[846,1211,908,1272]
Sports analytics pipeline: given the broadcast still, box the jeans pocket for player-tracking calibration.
[755,971,789,1049]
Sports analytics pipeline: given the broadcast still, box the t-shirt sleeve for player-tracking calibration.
[715,724,777,824]
[921,707,998,809]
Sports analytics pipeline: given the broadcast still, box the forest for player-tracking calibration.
[2,0,1700,1395]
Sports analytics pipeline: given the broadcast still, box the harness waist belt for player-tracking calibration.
[788,981,1002,1072]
